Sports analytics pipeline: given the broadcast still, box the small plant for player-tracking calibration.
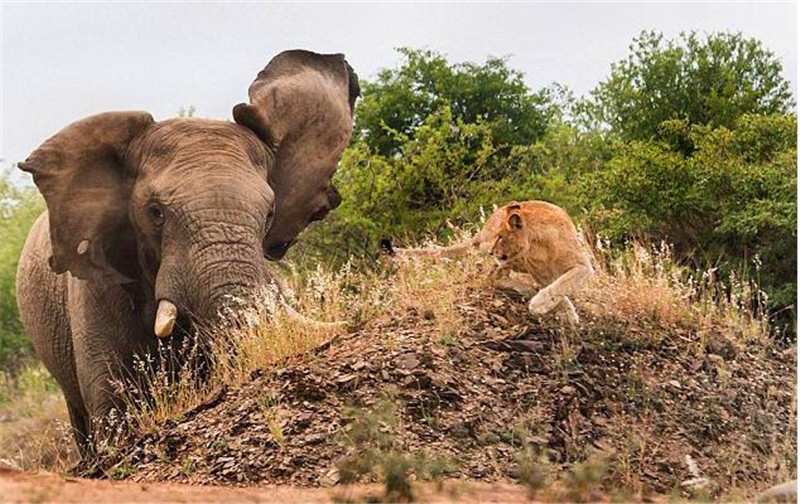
[514,445,550,497]
[257,391,280,410]
[495,425,528,447]
[437,332,457,346]
[563,454,609,503]
[336,398,455,502]
[108,461,134,480]
[413,451,457,483]
[269,420,285,447]
[180,457,197,476]
[211,435,229,451]
[381,453,413,501]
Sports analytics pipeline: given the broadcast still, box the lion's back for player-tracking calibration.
[480,200,577,237]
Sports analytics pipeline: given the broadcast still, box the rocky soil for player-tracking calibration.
[105,287,796,499]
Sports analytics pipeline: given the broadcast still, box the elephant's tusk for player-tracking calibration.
[281,301,347,329]
[154,299,178,338]
[76,239,89,255]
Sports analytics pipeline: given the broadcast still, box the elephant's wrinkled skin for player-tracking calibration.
[15,50,359,457]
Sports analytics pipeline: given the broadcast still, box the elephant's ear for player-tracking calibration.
[19,111,154,283]
[232,49,360,162]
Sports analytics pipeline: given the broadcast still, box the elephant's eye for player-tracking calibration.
[147,203,165,226]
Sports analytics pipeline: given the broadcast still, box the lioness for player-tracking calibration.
[382,201,593,324]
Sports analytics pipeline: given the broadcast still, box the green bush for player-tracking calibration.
[355,47,557,157]
[582,114,796,322]
[0,170,44,367]
[298,105,519,263]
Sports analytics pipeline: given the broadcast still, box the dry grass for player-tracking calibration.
[580,237,771,349]
[118,244,486,436]
[0,364,75,472]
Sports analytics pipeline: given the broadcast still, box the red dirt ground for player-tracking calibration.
[0,468,536,504]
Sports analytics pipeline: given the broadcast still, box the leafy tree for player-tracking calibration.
[355,47,557,156]
[591,31,794,147]
[0,170,44,366]
[299,107,617,265]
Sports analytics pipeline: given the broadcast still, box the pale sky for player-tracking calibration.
[1,2,797,174]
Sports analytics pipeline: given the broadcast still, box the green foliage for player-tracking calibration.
[563,455,609,503]
[514,445,550,497]
[356,47,556,157]
[0,170,44,367]
[0,362,59,410]
[591,31,794,147]
[583,114,797,316]
[301,106,515,263]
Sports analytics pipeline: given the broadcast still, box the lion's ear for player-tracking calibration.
[507,212,524,230]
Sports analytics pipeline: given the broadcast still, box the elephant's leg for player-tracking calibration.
[16,214,93,457]
[68,278,155,449]
[65,399,92,460]
[81,370,129,449]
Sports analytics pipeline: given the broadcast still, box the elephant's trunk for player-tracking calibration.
[154,238,269,337]
[192,244,266,318]
[149,182,274,338]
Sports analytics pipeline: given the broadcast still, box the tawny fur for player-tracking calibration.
[391,201,593,324]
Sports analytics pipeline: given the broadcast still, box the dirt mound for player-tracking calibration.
[109,287,796,498]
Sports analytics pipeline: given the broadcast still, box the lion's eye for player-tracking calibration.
[148,203,165,226]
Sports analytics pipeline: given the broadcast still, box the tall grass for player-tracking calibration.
[116,245,485,436]
[0,364,75,471]
[582,238,771,347]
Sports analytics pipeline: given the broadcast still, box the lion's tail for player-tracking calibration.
[386,235,480,258]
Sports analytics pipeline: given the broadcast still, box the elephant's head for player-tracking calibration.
[19,50,359,337]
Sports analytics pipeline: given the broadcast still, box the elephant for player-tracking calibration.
[14,50,360,459]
